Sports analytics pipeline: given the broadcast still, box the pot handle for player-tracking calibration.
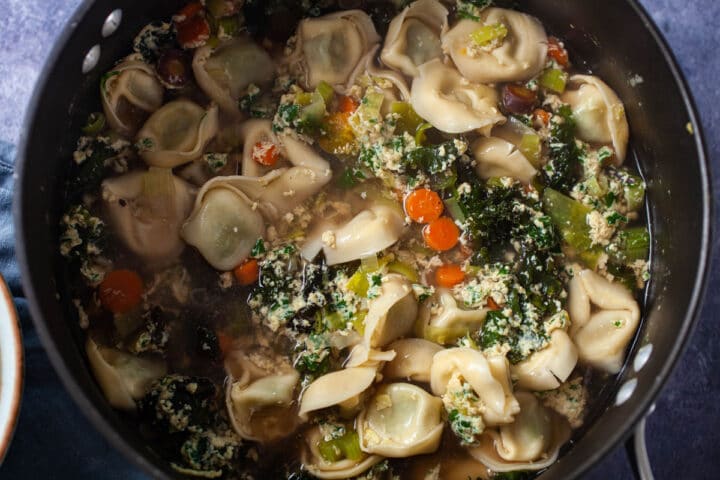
[625,415,655,480]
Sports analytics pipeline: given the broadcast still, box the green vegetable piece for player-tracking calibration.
[608,227,650,264]
[542,187,593,252]
[324,311,346,331]
[470,23,508,46]
[217,16,240,37]
[318,431,362,463]
[82,112,106,135]
[296,92,313,106]
[624,175,646,212]
[444,196,467,223]
[352,310,367,335]
[318,440,341,463]
[539,68,568,93]
[315,81,335,105]
[346,269,370,297]
[390,101,424,134]
[519,133,541,167]
[387,261,419,282]
[351,91,384,133]
[415,122,433,145]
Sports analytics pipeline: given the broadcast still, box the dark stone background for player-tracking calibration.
[0,0,717,478]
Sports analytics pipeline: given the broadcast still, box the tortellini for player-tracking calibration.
[568,269,640,373]
[357,383,444,457]
[442,8,548,84]
[101,169,196,267]
[192,37,276,115]
[362,274,419,348]
[302,426,383,480]
[288,10,380,89]
[561,75,630,163]
[239,119,286,177]
[225,350,300,442]
[180,179,265,271]
[416,289,488,344]
[410,59,505,135]
[182,134,331,270]
[299,367,377,417]
[380,0,448,77]
[471,136,538,184]
[86,337,166,411]
[511,329,578,391]
[431,348,519,426]
[101,56,164,137]
[468,392,571,472]
[304,204,406,266]
[136,99,219,168]
[383,338,443,383]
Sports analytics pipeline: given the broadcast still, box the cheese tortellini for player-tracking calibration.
[568,269,641,373]
[358,383,444,457]
[380,0,448,77]
[561,75,630,163]
[302,426,384,479]
[410,59,505,135]
[511,329,579,391]
[471,136,538,184]
[288,10,380,89]
[442,8,548,84]
[416,289,488,345]
[468,392,571,472]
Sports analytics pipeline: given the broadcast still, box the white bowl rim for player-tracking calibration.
[0,274,22,464]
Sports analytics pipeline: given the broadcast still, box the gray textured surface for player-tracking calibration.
[0,0,718,478]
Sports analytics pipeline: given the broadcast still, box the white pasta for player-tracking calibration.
[471,136,538,184]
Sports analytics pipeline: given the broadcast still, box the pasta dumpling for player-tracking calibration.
[299,367,377,417]
[363,274,418,348]
[192,37,276,115]
[136,100,219,168]
[302,426,383,480]
[102,169,196,267]
[471,136,537,184]
[416,289,488,344]
[287,10,380,89]
[561,75,630,163]
[567,269,640,373]
[410,59,505,135]
[442,8,547,84]
[511,329,578,391]
[358,383,444,457]
[380,0,448,77]
[468,392,571,472]
[86,337,166,411]
[101,56,164,137]
[383,338,443,383]
[431,348,519,427]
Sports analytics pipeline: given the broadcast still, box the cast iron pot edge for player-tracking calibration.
[11,0,713,478]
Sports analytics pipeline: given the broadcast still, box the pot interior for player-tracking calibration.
[15,0,710,478]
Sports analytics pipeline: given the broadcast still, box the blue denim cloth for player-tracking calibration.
[1,0,720,479]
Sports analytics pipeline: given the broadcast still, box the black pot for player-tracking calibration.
[13,0,712,478]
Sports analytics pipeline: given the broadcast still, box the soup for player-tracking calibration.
[59,0,650,478]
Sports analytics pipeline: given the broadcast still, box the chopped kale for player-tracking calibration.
[127,307,171,354]
[140,375,218,433]
[179,424,242,474]
[541,105,584,194]
[133,21,177,63]
[457,0,493,21]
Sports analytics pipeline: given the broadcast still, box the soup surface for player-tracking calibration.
[59,0,651,478]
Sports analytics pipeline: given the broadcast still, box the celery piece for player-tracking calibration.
[318,440,341,462]
[444,197,467,223]
[338,431,363,461]
[578,248,604,269]
[539,68,568,93]
[424,325,470,345]
[415,122,433,145]
[346,270,370,297]
[608,227,650,264]
[470,23,508,46]
[300,92,327,129]
[387,261,419,282]
[217,16,240,37]
[352,310,367,335]
[324,311,346,331]
[295,92,313,106]
[82,112,106,135]
[360,253,380,272]
[391,101,424,134]
[624,176,646,212]
[585,176,604,197]
[542,188,593,252]
[519,133,541,167]
[316,81,335,105]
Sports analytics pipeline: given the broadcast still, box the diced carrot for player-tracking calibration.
[174,2,210,49]
[435,264,465,288]
[404,188,444,224]
[533,108,552,126]
[423,217,460,252]
[234,258,259,286]
[99,269,144,314]
[486,297,501,311]
[216,331,235,356]
[252,141,280,166]
[547,36,569,67]
[338,95,360,114]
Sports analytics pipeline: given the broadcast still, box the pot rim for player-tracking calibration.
[12,0,713,478]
